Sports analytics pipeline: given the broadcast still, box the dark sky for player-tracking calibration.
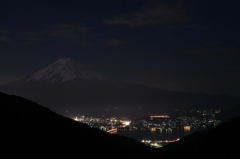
[0,0,240,97]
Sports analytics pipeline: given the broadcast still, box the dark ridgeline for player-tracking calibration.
[158,111,240,158]
[0,92,157,158]
[1,92,240,158]
[0,58,239,117]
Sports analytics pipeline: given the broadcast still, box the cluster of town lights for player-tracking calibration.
[142,138,180,144]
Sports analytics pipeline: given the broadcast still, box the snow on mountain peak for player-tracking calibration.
[26,58,108,83]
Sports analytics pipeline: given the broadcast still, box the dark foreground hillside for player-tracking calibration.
[2,91,240,158]
[0,92,157,158]
[159,112,240,158]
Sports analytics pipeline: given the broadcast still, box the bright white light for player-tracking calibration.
[74,117,79,121]
[120,120,131,127]
[124,121,130,125]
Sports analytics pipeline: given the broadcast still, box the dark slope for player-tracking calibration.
[0,92,157,158]
[216,105,240,120]
[158,115,240,158]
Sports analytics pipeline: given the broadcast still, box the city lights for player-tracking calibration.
[72,109,222,148]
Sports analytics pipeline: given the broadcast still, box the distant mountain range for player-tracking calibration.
[0,58,239,117]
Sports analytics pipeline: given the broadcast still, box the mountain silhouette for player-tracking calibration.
[158,114,240,158]
[0,92,158,158]
[2,92,240,158]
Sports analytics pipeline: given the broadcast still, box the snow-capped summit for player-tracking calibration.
[26,58,108,83]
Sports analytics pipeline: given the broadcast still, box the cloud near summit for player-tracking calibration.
[50,23,90,38]
[103,1,187,27]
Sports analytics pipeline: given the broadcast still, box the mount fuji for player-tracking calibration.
[0,58,239,117]
[26,58,108,83]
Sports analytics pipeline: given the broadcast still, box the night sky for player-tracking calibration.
[0,0,240,97]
